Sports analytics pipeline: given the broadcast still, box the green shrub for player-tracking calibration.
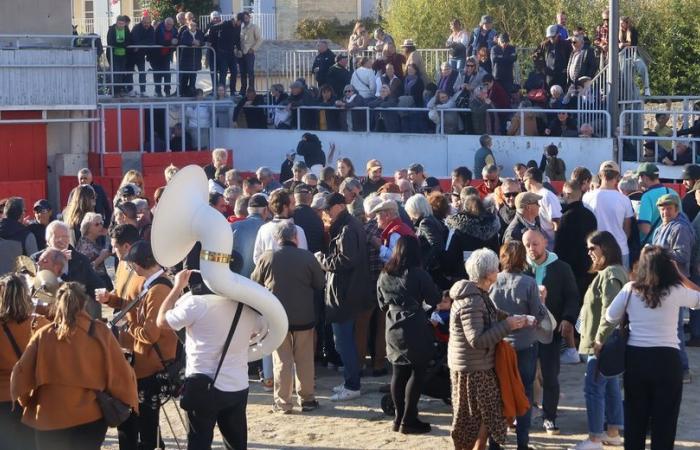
[296,18,381,46]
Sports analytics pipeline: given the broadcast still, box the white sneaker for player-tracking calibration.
[560,348,581,364]
[572,439,603,450]
[332,383,345,393]
[602,434,623,446]
[330,387,361,401]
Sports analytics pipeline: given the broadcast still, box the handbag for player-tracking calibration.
[527,88,547,104]
[180,303,244,413]
[87,320,132,427]
[597,289,632,377]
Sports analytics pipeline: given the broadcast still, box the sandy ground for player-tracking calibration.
[102,347,700,450]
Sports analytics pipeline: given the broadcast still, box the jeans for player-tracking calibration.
[151,55,172,95]
[216,51,239,95]
[624,346,682,450]
[239,52,255,93]
[584,355,624,437]
[118,374,163,450]
[35,419,107,450]
[391,363,427,426]
[516,345,538,448]
[332,319,361,391]
[678,307,689,370]
[109,54,127,95]
[128,52,148,93]
[187,388,248,450]
[262,354,273,380]
[538,334,561,421]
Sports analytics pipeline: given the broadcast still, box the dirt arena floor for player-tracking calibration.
[103,347,700,450]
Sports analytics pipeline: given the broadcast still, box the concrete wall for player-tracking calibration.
[0,0,72,35]
[214,128,615,179]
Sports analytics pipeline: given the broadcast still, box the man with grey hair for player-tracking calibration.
[231,194,269,278]
[312,40,335,87]
[256,166,282,195]
[230,195,250,223]
[497,178,521,242]
[77,167,112,221]
[503,192,542,243]
[153,17,178,97]
[566,34,596,88]
[252,220,325,413]
[340,177,364,219]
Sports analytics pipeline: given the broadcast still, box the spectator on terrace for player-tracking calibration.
[348,22,369,61]
[594,9,610,63]
[107,16,131,97]
[491,32,517,93]
[177,20,204,97]
[453,56,487,98]
[374,43,406,79]
[127,14,154,97]
[469,86,495,135]
[427,89,462,134]
[555,11,569,40]
[549,84,565,110]
[508,100,539,136]
[483,74,509,129]
[186,89,211,149]
[401,40,428,84]
[238,11,262,94]
[368,85,400,132]
[169,123,193,152]
[446,19,470,71]
[654,113,673,152]
[545,111,577,137]
[351,56,377,100]
[373,27,394,55]
[287,81,317,130]
[436,62,458,96]
[682,165,700,221]
[318,84,341,131]
[579,123,595,137]
[660,141,693,166]
[234,87,267,129]
[537,25,571,89]
[566,35,597,88]
[476,46,492,74]
[380,63,403,99]
[327,54,351,99]
[469,15,497,57]
[312,40,336,87]
[335,84,367,132]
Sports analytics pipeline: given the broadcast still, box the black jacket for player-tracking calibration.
[312,49,336,86]
[293,204,326,254]
[553,201,597,298]
[317,210,371,322]
[343,95,367,132]
[129,22,155,59]
[177,28,205,71]
[415,215,449,288]
[326,64,351,98]
[445,211,500,278]
[287,89,317,130]
[377,267,441,365]
[491,44,517,92]
[368,96,401,132]
[0,219,37,255]
[497,204,517,243]
[206,20,240,53]
[526,257,580,326]
[566,47,597,85]
[234,95,267,129]
[106,25,131,61]
[360,177,386,197]
[296,133,326,167]
[92,182,112,224]
[536,38,571,88]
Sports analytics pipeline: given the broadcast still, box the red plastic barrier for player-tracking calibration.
[0,180,47,212]
[141,150,230,178]
[0,112,48,182]
[104,109,141,153]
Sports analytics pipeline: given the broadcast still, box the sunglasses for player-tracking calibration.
[503,192,518,198]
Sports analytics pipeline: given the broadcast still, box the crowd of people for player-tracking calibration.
[97,8,658,143]
[2,136,700,449]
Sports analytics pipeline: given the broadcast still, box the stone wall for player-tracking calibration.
[0,0,72,35]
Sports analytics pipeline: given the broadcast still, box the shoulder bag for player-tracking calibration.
[87,320,133,427]
[597,289,631,377]
[180,303,244,414]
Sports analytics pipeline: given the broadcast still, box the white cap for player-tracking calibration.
[546,25,558,38]
[210,11,221,19]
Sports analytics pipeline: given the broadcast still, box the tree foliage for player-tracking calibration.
[296,18,381,45]
[384,0,700,95]
[147,0,215,22]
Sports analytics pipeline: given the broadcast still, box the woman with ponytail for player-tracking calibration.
[11,282,138,450]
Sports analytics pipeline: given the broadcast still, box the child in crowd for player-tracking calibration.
[430,290,452,343]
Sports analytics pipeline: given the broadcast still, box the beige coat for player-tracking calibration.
[241,22,262,54]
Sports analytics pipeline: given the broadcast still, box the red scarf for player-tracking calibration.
[380,217,415,245]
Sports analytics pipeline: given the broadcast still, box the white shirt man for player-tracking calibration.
[253,219,308,265]
[524,168,561,249]
[583,161,634,266]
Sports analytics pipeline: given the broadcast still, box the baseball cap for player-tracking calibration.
[119,184,137,197]
[421,177,441,192]
[368,199,399,215]
[293,183,313,195]
[546,25,558,38]
[290,81,304,90]
[335,53,348,62]
[116,201,137,219]
[366,159,382,173]
[408,163,424,173]
[310,192,327,210]
[515,192,542,210]
[682,164,700,180]
[323,192,347,210]
[480,15,493,25]
[656,193,680,208]
[33,199,51,212]
[248,194,269,208]
[635,162,659,177]
[292,160,308,171]
[599,160,620,173]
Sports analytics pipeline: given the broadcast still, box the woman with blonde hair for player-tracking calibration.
[348,22,369,57]
[0,274,48,450]
[11,282,138,450]
[63,184,96,245]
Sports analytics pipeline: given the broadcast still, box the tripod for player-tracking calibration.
[156,397,189,450]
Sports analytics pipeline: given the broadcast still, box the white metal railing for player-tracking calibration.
[73,17,110,37]
[618,109,700,165]
[199,13,276,40]
[96,102,610,157]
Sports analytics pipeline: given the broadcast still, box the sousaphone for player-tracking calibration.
[15,255,59,303]
[151,165,288,361]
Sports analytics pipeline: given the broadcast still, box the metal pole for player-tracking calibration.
[608,0,620,146]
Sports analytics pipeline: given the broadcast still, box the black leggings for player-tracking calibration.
[35,419,107,450]
[187,387,249,450]
[391,363,427,426]
[0,401,35,450]
[624,346,683,450]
